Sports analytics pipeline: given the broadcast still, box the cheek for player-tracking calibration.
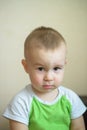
[55,72,64,83]
[30,74,43,85]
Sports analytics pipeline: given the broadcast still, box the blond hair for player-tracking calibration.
[24,26,66,58]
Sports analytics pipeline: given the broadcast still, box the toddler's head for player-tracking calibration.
[22,26,67,93]
[24,26,66,59]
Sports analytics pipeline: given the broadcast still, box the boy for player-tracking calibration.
[3,26,86,130]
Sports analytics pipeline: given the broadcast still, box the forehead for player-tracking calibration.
[27,44,66,66]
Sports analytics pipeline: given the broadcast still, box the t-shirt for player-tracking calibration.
[3,84,86,130]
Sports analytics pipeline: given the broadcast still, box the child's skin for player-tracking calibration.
[10,45,85,130]
[22,43,66,100]
[9,27,85,130]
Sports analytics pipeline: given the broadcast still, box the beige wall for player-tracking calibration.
[0,0,87,129]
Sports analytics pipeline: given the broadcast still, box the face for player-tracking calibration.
[22,44,67,94]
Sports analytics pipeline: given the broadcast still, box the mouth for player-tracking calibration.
[42,85,54,89]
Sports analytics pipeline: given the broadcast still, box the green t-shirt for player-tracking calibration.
[3,85,87,130]
[29,96,71,130]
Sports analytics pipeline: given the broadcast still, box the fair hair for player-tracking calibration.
[24,26,66,58]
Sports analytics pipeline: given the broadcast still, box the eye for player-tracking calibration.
[53,67,61,71]
[38,67,44,71]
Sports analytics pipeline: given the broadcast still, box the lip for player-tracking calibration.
[43,85,53,89]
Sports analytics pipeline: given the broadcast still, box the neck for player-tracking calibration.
[33,88,59,102]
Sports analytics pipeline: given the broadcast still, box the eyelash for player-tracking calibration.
[38,67,44,71]
[37,67,61,71]
[53,67,61,71]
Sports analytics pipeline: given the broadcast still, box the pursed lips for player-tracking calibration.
[42,85,54,89]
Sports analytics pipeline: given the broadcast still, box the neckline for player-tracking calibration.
[29,85,62,105]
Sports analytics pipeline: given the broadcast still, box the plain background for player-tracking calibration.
[0,0,87,129]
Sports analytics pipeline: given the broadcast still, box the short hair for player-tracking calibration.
[24,26,66,58]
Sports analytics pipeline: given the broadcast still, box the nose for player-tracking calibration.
[44,70,54,81]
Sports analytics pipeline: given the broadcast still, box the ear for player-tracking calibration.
[21,59,29,73]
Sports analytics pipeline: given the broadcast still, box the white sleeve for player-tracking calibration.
[68,91,87,119]
[60,86,87,119]
[3,91,32,125]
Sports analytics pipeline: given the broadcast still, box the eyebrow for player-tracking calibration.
[34,63,65,68]
[34,63,45,67]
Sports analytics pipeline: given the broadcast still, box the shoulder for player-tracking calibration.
[58,86,84,106]
[58,86,78,99]
[58,86,79,107]
[59,86,87,119]
[10,84,33,106]
[3,84,33,125]
[12,84,33,101]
